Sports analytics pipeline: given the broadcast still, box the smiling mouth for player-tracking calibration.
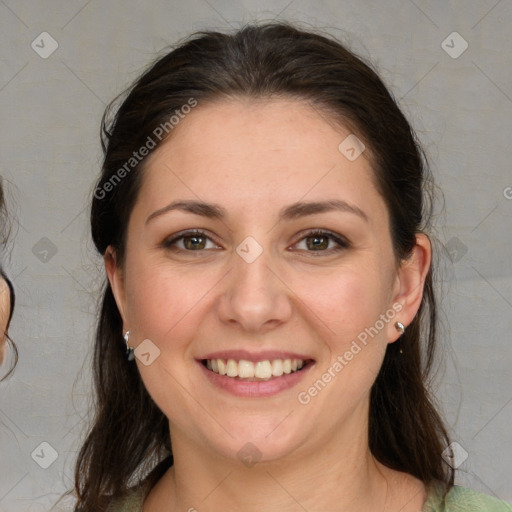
[201,358,314,381]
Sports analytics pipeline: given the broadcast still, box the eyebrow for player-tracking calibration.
[145,199,368,224]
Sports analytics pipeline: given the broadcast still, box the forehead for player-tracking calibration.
[136,97,385,224]
[150,97,366,164]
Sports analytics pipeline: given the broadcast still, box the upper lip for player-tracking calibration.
[198,350,314,363]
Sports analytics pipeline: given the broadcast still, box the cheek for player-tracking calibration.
[295,262,392,343]
[123,261,207,416]
[123,257,223,354]
[123,253,394,351]
[295,263,392,400]
[126,269,190,336]
[298,271,391,405]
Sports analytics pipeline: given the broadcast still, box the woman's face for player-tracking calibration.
[0,275,11,365]
[107,98,427,463]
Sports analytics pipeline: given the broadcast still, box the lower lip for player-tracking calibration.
[197,360,315,398]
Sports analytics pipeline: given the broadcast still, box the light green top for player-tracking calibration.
[106,480,512,511]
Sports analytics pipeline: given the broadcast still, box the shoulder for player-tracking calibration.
[105,485,147,512]
[424,481,512,511]
[105,457,172,512]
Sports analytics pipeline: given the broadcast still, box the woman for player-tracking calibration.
[74,23,511,511]
[0,179,16,381]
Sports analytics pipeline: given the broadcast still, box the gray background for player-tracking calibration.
[1,0,511,510]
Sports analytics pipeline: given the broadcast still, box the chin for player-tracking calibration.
[202,416,307,465]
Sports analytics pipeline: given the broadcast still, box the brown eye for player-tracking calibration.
[183,234,207,250]
[162,230,220,252]
[305,234,330,250]
[293,230,349,254]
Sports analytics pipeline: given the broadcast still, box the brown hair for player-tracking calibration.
[74,22,453,510]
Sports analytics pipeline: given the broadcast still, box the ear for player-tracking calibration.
[387,233,432,343]
[104,246,128,327]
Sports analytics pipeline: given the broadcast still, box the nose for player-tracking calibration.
[217,240,293,334]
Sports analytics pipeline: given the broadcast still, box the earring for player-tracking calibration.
[124,330,135,361]
[395,322,405,354]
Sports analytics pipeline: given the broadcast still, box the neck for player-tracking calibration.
[147,409,396,511]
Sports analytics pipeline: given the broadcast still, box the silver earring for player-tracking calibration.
[124,330,134,361]
[395,322,405,354]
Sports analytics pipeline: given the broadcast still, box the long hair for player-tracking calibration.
[75,22,453,510]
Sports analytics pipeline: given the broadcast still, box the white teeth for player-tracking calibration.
[205,357,308,379]
[226,359,238,377]
[255,360,272,379]
[217,359,227,375]
[238,359,254,378]
[271,359,283,376]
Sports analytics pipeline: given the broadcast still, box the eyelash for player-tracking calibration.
[161,229,350,256]
[293,229,350,255]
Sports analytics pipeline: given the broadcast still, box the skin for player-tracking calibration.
[0,275,11,365]
[106,97,432,511]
